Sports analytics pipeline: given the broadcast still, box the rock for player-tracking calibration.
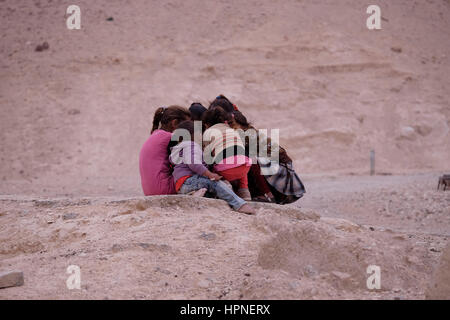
[0,271,24,289]
[63,212,78,220]
[35,42,49,52]
[200,232,216,241]
[304,265,318,277]
[400,126,415,140]
[68,109,80,115]
[393,234,407,241]
[111,244,125,253]
[106,17,114,21]
[406,255,420,265]
[331,271,351,281]
[391,47,402,53]
[154,267,171,275]
[426,243,450,299]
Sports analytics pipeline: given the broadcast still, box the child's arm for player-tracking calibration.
[186,142,222,180]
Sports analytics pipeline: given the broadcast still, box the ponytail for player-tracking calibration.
[151,107,166,133]
[150,105,190,134]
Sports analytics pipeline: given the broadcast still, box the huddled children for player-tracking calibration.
[138,94,305,214]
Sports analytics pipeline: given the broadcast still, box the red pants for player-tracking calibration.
[218,165,250,189]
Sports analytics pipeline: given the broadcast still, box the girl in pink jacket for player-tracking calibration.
[139,106,190,195]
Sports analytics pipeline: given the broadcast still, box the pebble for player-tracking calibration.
[0,271,24,289]
[200,232,216,241]
[331,271,351,280]
[35,42,49,52]
[63,213,78,220]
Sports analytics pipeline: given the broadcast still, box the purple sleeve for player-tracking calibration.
[188,163,208,176]
[187,142,208,176]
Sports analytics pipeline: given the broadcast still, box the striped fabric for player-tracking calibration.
[203,123,245,164]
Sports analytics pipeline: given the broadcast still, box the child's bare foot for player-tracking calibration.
[237,188,252,201]
[192,188,207,197]
[237,203,256,215]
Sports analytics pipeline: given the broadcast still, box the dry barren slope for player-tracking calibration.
[0,0,449,196]
[0,195,446,299]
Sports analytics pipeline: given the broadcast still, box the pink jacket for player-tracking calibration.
[139,129,176,195]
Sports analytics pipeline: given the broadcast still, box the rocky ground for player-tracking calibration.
[0,173,448,300]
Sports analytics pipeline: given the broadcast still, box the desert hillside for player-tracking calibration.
[0,0,449,301]
[0,0,449,196]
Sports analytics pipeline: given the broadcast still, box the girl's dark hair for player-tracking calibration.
[189,103,207,121]
[232,110,251,130]
[151,105,190,133]
[208,95,235,113]
[202,107,231,127]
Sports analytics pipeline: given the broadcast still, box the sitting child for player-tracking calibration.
[169,120,256,215]
[202,107,253,201]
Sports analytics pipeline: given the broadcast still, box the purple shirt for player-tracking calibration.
[169,141,208,182]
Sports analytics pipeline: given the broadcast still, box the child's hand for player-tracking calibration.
[209,172,222,181]
[205,171,222,181]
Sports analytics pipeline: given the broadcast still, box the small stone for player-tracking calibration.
[63,213,78,220]
[138,243,150,249]
[197,280,209,288]
[200,232,216,241]
[154,267,171,275]
[304,265,318,277]
[106,17,114,21]
[111,244,125,253]
[391,47,402,53]
[35,41,49,52]
[393,234,407,241]
[0,271,24,289]
[331,271,351,280]
[68,109,80,115]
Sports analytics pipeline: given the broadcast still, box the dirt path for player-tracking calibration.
[299,172,450,236]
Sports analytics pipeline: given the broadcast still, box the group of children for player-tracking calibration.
[140,94,305,215]
[169,101,256,215]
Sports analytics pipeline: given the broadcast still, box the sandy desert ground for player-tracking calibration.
[0,0,449,299]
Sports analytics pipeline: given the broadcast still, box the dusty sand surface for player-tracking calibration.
[0,173,448,300]
[0,0,449,299]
